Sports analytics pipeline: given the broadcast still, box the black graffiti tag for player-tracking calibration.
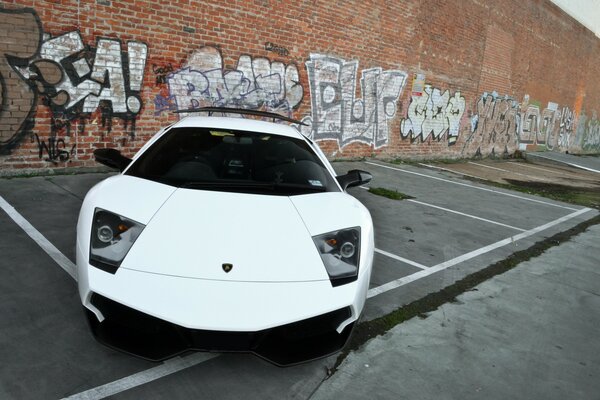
[0,8,42,154]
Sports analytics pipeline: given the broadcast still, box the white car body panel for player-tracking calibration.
[81,262,364,331]
[122,189,329,282]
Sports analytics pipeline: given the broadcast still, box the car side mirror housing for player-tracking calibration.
[93,148,132,172]
[336,169,372,191]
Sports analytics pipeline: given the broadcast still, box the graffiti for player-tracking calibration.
[34,134,76,162]
[557,107,574,150]
[20,31,148,136]
[462,92,519,157]
[165,46,302,117]
[465,94,574,156]
[519,103,541,145]
[539,106,560,151]
[299,54,407,149]
[265,42,289,57]
[517,97,572,151]
[0,8,41,155]
[153,86,177,115]
[0,7,148,155]
[400,86,465,145]
[575,111,600,152]
[153,63,174,85]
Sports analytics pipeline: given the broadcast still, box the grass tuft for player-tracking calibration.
[368,187,414,200]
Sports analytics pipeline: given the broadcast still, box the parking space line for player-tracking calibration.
[407,199,526,232]
[365,161,579,211]
[468,161,548,181]
[359,186,526,232]
[366,207,592,299]
[0,195,76,280]
[507,162,575,177]
[375,248,428,270]
[529,153,600,174]
[62,353,220,400]
[418,163,487,180]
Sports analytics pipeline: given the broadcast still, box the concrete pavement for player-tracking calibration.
[311,224,600,400]
[527,152,600,174]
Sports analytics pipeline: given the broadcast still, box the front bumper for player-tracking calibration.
[87,292,354,366]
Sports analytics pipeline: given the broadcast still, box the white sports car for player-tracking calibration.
[76,108,374,366]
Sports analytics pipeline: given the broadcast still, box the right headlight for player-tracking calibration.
[89,208,145,274]
[313,227,361,287]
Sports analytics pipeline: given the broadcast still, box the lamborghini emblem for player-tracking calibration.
[222,263,233,273]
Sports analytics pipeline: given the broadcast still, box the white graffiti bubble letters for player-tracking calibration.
[304,54,407,149]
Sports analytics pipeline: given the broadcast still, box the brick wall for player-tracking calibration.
[1,0,599,172]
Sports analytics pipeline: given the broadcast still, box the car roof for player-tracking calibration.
[171,116,305,140]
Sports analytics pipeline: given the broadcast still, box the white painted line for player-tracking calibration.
[468,161,548,181]
[467,161,508,173]
[406,199,527,232]
[365,161,579,211]
[507,162,574,177]
[528,153,600,174]
[62,353,220,400]
[375,248,428,270]
[418,163,486,180]
[0,196,223,398]
[366,207,592,298]
[0,195,77,280]
[357,185,526,232]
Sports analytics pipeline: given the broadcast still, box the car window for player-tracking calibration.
[125,127,340,195]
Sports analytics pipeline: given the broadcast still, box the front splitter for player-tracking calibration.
[86,292,354,367]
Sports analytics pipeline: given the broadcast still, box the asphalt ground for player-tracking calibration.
[0,160,598,399]
[312,224,600,400]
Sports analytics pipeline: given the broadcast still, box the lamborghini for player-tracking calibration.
[76,108,374,366]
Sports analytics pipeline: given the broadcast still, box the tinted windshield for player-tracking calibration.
[126,127,340,195]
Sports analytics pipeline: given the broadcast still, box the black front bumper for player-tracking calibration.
[86,293,354,366]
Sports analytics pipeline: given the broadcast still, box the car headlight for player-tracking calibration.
[313,227,360,287]
[89,208,145,273]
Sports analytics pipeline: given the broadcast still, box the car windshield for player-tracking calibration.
[125,127,340,195]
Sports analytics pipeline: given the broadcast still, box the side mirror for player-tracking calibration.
[93,148,132,172]
[336,169,372,191]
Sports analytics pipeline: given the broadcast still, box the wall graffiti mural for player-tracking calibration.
[2,7,599,170]
[400,85,465,145]
[575,111,600,152]
[517,97,573,151]
[463,92,578,157]
[299,54,407,149]
[163,46,303,118]
[462,92,520,157]
[0,7,148,158]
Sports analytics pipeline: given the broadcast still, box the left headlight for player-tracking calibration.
[89,208,145,274]
[313,227,360,287]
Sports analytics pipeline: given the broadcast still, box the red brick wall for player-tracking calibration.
[1,0,599,172]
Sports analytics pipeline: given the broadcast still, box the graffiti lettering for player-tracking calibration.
[152,63,174,85]
[574,111,600,152]
[0,8,41,155]
[557,107,574,150]
[400,86,465,145]
[0,10,149,155]
[463,92,519,157]
[34,134,76,162]
[300,54,407,149]
[165,46,302,118]
[265,42,289,57]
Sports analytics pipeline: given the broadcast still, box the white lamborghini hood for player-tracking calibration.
[122,189,336,282]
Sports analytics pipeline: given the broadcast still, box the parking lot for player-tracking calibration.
[0,160,597,399]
